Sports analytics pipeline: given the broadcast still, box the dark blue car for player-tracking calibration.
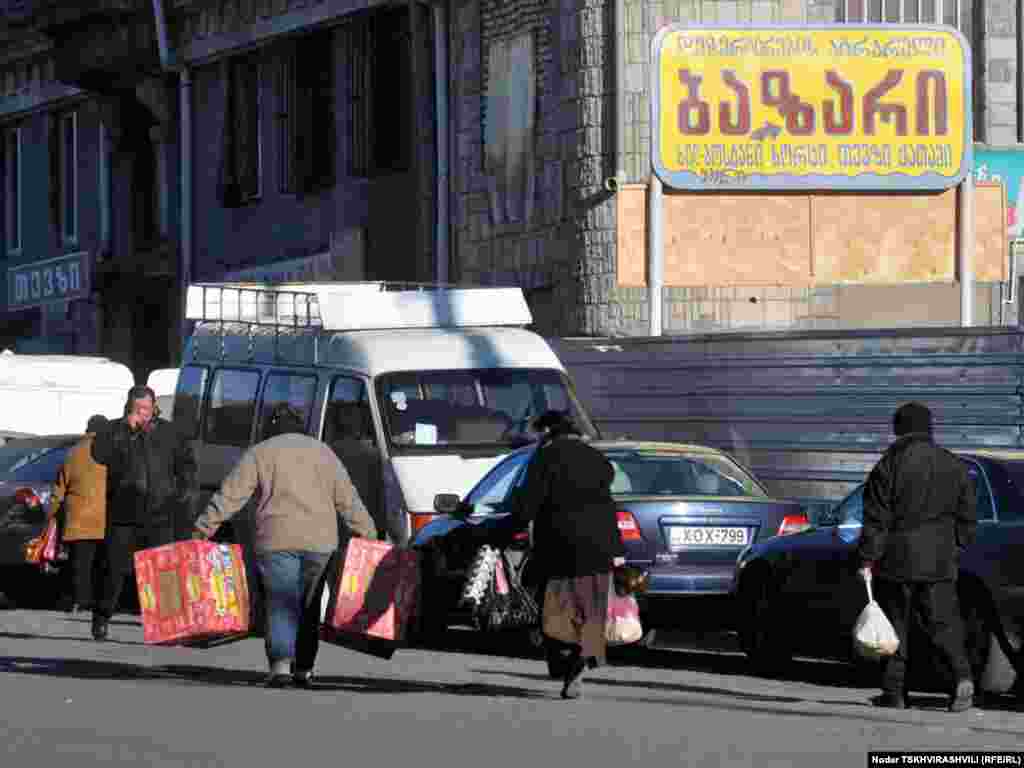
[733,451,1024,697]
[413,440,809,637]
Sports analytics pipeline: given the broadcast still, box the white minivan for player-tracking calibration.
[175,283,596,544]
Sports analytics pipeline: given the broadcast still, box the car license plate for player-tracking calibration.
[668,526,748,549]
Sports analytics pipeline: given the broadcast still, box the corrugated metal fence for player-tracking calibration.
[551,327,1024,513]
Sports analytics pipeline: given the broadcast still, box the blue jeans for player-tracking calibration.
[256,551,332,671]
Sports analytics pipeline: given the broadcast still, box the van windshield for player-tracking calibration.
[376,368,596,452]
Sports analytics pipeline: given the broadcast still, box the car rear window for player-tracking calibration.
[8,445,73,483]
[601,451,766,497]
[988,460,1024,521]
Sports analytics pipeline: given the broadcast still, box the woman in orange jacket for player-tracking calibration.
[47,415,109,613]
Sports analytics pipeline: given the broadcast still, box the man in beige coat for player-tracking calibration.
[194,404,377,688]
[48,415,109,613]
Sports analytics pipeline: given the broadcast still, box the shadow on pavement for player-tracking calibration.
[0,631,146,646]
[0,656,547,699]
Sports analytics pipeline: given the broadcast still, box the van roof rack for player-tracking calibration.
[185,281,533,331]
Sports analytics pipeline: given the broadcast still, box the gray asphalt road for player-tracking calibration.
[1,610,1022,768]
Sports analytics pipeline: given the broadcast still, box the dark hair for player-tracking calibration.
[86,414,109,433]
[893,401,933,437]
[124,385,157,417]
[531,409,580,438]
[267,403,305,437]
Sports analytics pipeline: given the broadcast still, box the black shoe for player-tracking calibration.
[57,597,74,613]
[293,671,314,689]
[265,674,292,689]
[561,656,587,700]
[91,615,108,642]
[949,680,975,713]
[872,692,906,709]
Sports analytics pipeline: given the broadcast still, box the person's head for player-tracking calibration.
[893,401,933,437]
[124,385,157,430]
[267,403,305,438]
[531,409,580,439]
[86,414,109,434]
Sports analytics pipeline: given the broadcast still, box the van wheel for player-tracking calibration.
[738,572,791,676]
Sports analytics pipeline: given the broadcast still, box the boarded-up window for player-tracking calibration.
[348,7,412,177]
[219,54,262,206]
[277,31,336,195]
[484,34,535,224]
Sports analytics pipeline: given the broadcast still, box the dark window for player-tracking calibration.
[172,365,209,439]
[61,111,77,243]
[257,372,318,439]
[348,7,411,176]
[985,460,1024,522]
[277,31,336,194]
[375,369,596,452]
[9,445,72,483]
[963,460,995,522]
[5,124,21,252]
[205,369,261,446]
[322,376,375,445]
[219,54,262,206]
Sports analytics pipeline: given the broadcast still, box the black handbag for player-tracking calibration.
[479,551,540,632]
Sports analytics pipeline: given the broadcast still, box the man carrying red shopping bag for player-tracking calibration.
[194,404,377,688]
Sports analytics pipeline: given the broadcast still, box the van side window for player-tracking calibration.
[172,365,208,439]
[258,372,318,439]
[322,376,375,446]
[205,369,261,446]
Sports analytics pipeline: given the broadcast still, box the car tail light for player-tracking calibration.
[14,487,42,509]
[616,510,643,542]
[512,530,529,542]
[778,513,811,536]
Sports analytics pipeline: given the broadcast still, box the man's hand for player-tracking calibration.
[191,529,208,541]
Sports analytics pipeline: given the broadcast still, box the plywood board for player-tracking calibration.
[975,181,1007,282]
[661,194,812,286]
[615,184,1008,288]
[812,191,956,284]
[616,184,648,287]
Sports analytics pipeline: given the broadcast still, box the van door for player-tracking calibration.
[321,374,386,538]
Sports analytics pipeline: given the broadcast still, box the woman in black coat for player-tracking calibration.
[492,410,625,699]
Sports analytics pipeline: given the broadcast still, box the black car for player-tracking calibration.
[0,435,81,606]
[733,451,1024,696]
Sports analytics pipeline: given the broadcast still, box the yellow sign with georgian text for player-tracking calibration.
[652,25,971,191]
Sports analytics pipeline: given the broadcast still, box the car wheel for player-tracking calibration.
[738,571,792,675]
[960,581,1016,695]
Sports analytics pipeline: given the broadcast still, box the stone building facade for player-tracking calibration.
[1,0,1023,377]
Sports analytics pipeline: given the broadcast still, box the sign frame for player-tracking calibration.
[650,23,973,192]
[7,251,92,311]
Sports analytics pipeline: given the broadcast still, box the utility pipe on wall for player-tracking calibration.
[614,0,625,186]
[648,173,664,336]
[958,175,975,326]
[433,1,450,285]
[179,66,193,353]
[152,0,173,68]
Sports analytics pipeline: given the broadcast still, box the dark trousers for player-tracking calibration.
[95,525,174,619]
[875,578,971,695]
[62,540,102,607]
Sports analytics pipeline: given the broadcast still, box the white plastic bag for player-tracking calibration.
[852,572,900,660]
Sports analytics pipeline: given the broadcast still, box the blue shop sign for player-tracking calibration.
[7,252,91,310]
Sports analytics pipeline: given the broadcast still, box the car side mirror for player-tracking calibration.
[433,493,462,516]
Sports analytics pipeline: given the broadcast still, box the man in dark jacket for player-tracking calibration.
[857,401,977,712]
[90,384,197,641]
